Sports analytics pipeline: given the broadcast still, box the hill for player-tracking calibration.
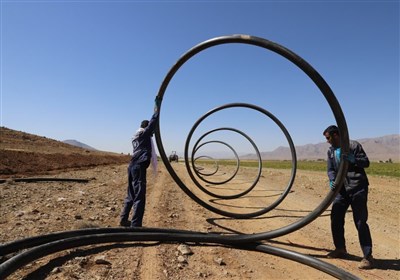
[0,127,131,178]
[63,139,97,151]
[245,134,400,162]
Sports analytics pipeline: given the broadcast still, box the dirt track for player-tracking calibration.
[0,160,399,280]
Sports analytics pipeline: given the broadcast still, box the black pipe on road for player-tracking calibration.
[0,227,360,280]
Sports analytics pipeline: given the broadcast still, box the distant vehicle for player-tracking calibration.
[169,151,178,162]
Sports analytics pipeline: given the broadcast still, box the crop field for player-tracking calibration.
[196,159,400,178]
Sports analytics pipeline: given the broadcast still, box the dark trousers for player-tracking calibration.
[120,161,150,227]
[331,187,373,258]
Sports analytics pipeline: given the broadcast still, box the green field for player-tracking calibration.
[201,159,400,178]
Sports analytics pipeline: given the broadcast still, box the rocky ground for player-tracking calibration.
[1,126,399,279]
[0,160,399,280]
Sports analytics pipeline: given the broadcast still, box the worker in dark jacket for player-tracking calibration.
[323,125,373,269]
[120,97,160,227]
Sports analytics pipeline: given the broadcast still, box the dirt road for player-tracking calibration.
[0,162,399,279]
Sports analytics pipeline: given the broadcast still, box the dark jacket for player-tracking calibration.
[327,140,370,194]
[130,112,158,164]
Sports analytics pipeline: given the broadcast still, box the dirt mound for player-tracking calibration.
[0,127,130,178]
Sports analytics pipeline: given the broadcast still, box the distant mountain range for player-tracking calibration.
[242,134,399,162]
[62,135,399,162]
[62,140,97,151]
[2,127,397,162]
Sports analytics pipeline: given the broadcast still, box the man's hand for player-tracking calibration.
[329,180,335,190]
[154,96,162,112]
[155,96,162,107]
[343,153,356,164]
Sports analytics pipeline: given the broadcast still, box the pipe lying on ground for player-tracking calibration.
[0,227,360,280]
[0,177,92,184]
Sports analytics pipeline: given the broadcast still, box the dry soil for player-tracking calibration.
[0,160,399,280]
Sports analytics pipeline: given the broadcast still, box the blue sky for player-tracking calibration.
[1,0,399,157]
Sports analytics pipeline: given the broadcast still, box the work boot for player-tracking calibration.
[327,248,348,259]
[119,219,131,227]
[359,255,374,269]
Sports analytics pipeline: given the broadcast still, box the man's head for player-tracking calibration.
[323,125,340,148]
[141,120,149,128]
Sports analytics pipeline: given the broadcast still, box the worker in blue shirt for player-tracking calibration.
[120,97,161,227]
[323,125,373,269]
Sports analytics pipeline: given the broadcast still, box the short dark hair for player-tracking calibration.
[141,120,149,128]
[323,125,339,136]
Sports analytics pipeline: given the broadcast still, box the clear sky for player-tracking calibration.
[1,0,399,157]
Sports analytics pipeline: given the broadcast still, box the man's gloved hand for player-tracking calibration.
[329,180,335,190]
[343,153,356,164]
[154,96,162,109]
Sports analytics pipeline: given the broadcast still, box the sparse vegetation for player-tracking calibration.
[197,159,400,178]
[367,162,399,177]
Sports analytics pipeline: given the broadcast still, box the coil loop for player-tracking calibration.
[0,35,354,280]
[154,34,350,234]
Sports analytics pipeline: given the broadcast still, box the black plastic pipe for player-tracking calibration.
[0,228,358,279]
[154,34,349,233]
[0,228,360,280]
[193,155,219,176]
[188,126,262,200]
[0,34,352,279]
[0,177,91,184]
[192,140,239,183]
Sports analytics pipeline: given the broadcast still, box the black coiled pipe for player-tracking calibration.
[0,227,360,280]
[154,34,349,230]
[192,140,239,184]
[0,34,352,279]
[188,126,262,200]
